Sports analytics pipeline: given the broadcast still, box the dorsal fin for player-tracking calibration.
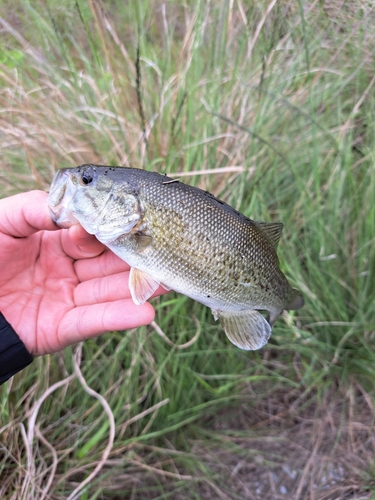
[255,222,283,249]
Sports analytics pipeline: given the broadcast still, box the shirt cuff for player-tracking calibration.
[0,312,33,384]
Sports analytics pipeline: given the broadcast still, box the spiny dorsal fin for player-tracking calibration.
[255,222,283,249]
[214,309,272,350]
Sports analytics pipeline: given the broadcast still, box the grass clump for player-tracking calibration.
[1,1,375,499]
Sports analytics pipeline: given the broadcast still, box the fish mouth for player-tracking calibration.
[46,169,79,228]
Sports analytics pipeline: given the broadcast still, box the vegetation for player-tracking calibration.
[1,1,374,498]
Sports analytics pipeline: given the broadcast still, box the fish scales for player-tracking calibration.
[47,165,304,350]
[138,182,284,309]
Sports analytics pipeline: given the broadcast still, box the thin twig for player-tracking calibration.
[151,318,201,349]
[66,344,115,500]
[35,427,58,500]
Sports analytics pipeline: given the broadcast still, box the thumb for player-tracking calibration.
[0,190,57,237]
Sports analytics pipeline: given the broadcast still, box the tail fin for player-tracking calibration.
[287,288,304,310]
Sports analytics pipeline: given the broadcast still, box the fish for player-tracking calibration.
[47,164,304,350]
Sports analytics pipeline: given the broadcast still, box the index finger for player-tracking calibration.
[0,190,57,237]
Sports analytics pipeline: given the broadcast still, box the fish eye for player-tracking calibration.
[81,172,93,185]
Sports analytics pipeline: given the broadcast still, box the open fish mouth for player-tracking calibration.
[46,169,79,228]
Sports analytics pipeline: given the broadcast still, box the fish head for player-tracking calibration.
[47,165,143,242]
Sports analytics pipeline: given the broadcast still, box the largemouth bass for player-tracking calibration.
[47,165,303,350]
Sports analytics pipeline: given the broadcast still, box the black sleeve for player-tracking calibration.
[0,312,33,385]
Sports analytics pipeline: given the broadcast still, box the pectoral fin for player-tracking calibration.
[214,309,272,350]
[129,268,160,305]
[134,233,153,251]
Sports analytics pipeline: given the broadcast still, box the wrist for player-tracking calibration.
[0,312,34,385]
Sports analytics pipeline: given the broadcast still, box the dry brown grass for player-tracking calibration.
[192,383,375,499]
[3,378,373,499]
[1,1,375,499]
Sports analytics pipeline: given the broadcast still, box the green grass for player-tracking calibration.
[1,1,375,498]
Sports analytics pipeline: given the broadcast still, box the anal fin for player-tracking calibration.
[215,309,272,351]
[129,268,160,305]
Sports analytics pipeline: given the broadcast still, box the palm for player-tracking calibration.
[0,191,160,356]
[0,230,79,354]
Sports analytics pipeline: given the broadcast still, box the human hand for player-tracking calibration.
[0,190,166,355]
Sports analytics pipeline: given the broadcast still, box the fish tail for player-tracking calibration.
[286,288,304,310]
